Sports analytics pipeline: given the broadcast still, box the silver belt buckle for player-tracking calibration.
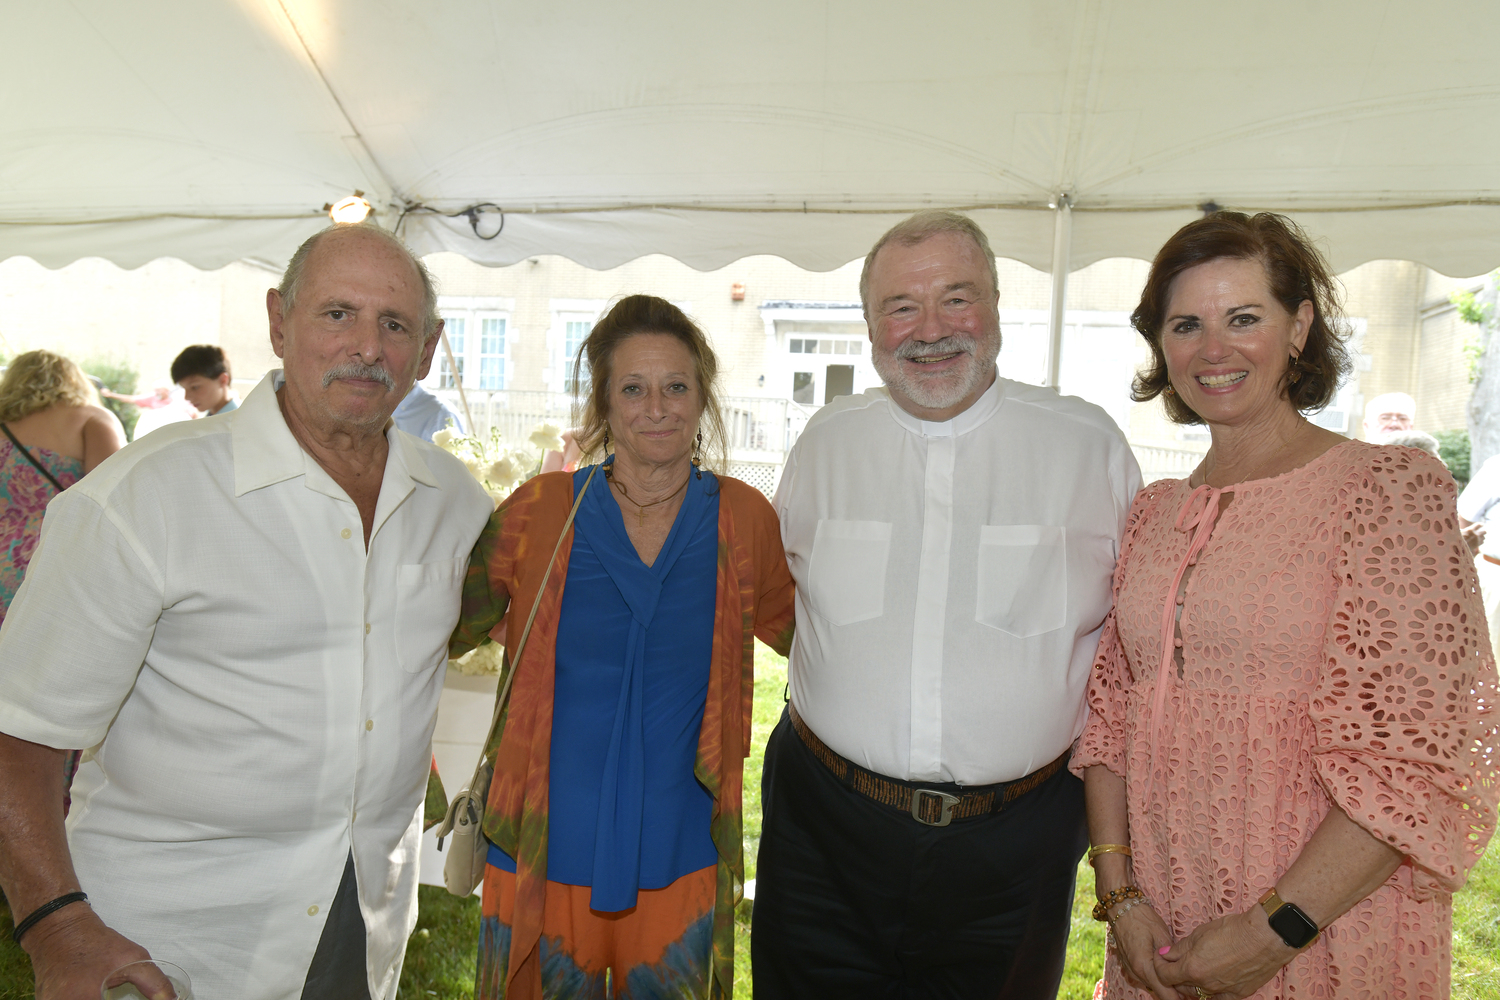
[910,788,959,827]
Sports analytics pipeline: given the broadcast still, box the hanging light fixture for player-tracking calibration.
[327,192,373,224]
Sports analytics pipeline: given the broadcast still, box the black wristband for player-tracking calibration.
[12,891,88,945]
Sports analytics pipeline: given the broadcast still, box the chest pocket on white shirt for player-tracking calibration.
[808,519,892,626]
[395,555,470,672]
[975,525,1067,637]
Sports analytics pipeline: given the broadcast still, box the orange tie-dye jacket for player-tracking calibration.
[450,470,796,1000]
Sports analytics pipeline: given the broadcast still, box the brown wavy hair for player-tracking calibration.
[573,295,728,471]
[0,350,100,423]
[1130,211,1352,425]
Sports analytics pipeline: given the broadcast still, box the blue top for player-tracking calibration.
[488,462,721,912]
[392,383,465,442]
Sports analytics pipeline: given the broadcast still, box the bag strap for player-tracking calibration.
[0,424,69,494]
[462,463,601,795]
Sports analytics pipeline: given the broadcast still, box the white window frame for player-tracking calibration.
[759,303,873,407]
[547,299,607,393]
[424,296,515,392]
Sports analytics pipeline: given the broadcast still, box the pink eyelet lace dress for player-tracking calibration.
[1074,442,1499,999]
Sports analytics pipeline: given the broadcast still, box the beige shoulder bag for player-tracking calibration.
[435,463,600,896]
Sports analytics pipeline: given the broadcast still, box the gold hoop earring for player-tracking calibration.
[691,431,703,480]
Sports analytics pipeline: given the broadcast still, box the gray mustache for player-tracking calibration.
[895,335,975,360]
[322,363,395,390]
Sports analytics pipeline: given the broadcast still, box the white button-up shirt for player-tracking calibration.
[775,377,1141,785]
[0,372,491,1000]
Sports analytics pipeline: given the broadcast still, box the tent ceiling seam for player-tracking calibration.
[272,0,397,203]
[1056,0,1110,194]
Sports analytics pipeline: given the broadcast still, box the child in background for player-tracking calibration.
[171,344,238,416]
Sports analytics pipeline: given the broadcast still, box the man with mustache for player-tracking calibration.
[754,211,1141,999]
[0,224,492,1000]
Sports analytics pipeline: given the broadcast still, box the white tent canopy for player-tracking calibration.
[7,0,1500,279]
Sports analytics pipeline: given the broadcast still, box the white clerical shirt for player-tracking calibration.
[0,372,492,1000]
[775,377,1141,785]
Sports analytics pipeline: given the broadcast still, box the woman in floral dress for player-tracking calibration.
[1075,213,1498,1000]
[0,350,124,810]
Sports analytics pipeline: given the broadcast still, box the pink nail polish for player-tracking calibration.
[1158,946,1171,955]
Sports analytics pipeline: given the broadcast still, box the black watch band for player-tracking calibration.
[1259,887,1319,949]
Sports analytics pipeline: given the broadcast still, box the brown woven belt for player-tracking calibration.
[787,702,1070,827]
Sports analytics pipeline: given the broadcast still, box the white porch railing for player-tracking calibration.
[431,387,1206,498]
[1131,442,1207,485]
[430,389,816,462]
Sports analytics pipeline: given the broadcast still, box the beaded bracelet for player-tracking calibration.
[1092,884,1145,921]
[1106,896,1149,925]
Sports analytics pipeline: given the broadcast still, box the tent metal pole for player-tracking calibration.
[1044,194,1073,389]
[439,328,477,435]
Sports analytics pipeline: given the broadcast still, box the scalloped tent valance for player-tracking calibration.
[5,0,1500,278]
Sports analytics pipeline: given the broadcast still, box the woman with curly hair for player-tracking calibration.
[1075,213,1498,999]
[0,350,124,623]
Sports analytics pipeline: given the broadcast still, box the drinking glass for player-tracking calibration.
[101,960,192,1000]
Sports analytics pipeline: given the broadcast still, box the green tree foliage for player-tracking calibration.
[1435,429,1472,488]
[82,357,140,442]
[1451,280,1495,383]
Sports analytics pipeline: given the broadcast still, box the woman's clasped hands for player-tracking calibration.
[1107,899,1179,1000]
[1151,906,1297,1000]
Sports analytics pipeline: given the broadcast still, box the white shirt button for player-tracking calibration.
[340,528,352,540]
[307,904,319,916]
[365,623,371,635]
[365,719,374,731]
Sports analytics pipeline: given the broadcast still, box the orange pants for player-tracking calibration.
[476,862,716,999]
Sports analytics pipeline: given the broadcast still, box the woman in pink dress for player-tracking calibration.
[1075,212,1498,1000]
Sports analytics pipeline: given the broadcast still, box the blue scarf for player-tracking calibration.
[570,461,718,912]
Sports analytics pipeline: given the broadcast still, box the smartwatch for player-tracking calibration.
[1259,887,1320,949]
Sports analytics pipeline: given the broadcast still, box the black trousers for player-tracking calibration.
[300,852,371,1000]
[751,709,1087,1000]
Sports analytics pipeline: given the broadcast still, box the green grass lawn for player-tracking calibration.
[2,640,1497,998]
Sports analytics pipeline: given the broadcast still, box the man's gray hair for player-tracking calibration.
[277,223,441,337]
[859,211,999,317]
[1383,430,1443,461]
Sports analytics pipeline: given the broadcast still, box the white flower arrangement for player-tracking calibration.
[434,421,564,506]
[437,420,566,675]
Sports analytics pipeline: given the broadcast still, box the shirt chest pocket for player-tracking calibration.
[808,519,892,626]
[975,524,1067,638]
[394,555,470,673]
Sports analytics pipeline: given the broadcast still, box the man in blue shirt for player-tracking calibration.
[392,381,465,441]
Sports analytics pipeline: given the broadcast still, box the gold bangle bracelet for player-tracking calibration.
[1087,844,1133,866]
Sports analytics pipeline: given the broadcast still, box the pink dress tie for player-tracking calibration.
[1147,483,1226,778]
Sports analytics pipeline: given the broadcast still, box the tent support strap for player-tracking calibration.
[1044,194,1073,389]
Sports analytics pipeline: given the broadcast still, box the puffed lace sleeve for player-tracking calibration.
[1073,485,1158,779]
[1314,448,1499,893]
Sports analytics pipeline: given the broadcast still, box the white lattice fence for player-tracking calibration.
[725,461,781,499]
